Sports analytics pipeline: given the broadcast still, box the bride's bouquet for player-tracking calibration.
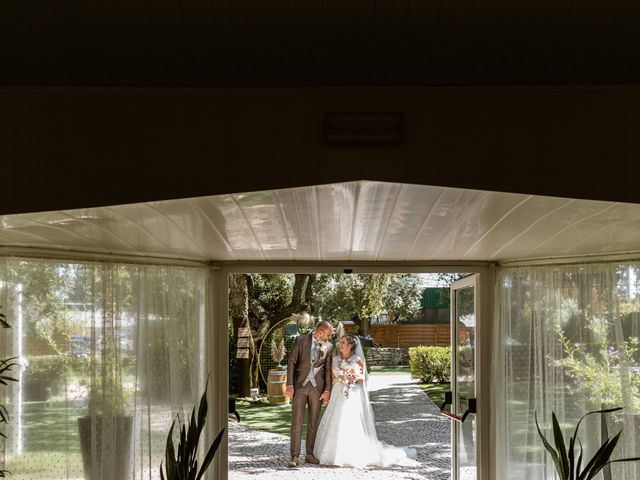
[337,359,361,399]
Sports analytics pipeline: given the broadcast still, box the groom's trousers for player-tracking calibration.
[290,385,322,458]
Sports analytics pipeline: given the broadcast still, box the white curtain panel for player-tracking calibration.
[0,258,206,480]
[495,263,640,480]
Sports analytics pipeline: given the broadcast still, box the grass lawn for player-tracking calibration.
[417,382,450,407]
[235,399,294,436]
[235,398,326,437]
[235,368,414,437]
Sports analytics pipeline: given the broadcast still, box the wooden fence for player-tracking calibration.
[370,323,450,348]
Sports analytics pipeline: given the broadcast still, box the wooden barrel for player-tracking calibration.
[267,369,289,405]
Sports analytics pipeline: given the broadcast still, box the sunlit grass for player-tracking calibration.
[417,382,450,407]
[235,398,325,437]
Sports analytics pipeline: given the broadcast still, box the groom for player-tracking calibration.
[285,320,334,467]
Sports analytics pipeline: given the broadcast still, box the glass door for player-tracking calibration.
[451,275,478,480]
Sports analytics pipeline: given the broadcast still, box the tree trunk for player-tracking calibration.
[229,274,251,397]
[361,317,371,337]
[243,273,318,393]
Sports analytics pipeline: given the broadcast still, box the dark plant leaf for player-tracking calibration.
[578,431,621,480]
[577,439,584,476]
[161,377,220,480]
[196,428,225,480]
[568,436,575,480]
[571,407,622,450]
[551,412,569,479]
[0,312,10,329]
[535,412,564,478]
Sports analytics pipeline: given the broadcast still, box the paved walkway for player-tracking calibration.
[228,374,452,480]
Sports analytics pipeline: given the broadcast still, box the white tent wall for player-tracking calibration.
[494,262,640,480]
[0,256,208,479]
[4,251,640,480]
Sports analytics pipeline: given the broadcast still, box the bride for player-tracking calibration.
[313,334,418,467]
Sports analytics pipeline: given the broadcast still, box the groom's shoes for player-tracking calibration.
[305,454,320,464]
[287,457,299,468]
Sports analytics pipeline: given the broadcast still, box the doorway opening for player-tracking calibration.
[226,271,473,480]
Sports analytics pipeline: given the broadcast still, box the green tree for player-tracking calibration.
[313,273,422,336]
[229,274,316,394]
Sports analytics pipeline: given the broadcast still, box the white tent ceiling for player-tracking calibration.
[1,181,639,264]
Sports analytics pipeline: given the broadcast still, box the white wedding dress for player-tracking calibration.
[313,353,418,467]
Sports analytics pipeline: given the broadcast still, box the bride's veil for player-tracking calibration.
[353,336,379,443]
[353,335,369,389]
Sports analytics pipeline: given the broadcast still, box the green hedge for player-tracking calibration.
[409,346,451,383]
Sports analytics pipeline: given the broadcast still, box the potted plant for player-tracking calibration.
[77,350,134,480]
[160,377,225,480]
[536,407,640,479]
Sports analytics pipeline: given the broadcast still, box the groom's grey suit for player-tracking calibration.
[287,333,333,460]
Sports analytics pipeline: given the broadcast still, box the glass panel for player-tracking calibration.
[497,264,640,480]
[455,285,476,480]
[1,259,206,480]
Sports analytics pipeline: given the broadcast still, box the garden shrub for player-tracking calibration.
[24,355,68,394]
[409,346,451,383]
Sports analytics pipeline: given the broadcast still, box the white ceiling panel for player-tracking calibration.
[409,189,488,260]
[1,181,640,264]
[376,184,447,261]
[316,183,359,261]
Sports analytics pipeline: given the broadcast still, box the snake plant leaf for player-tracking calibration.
[571,407,622,450]
[551,412,569,479]
[160,377,223,480]
[535,412,564,478]
[568,436,575,480]
[0,312,9,329]
[583,436,621,480]
[576,438,584,476]
[164,421,178,479]
[195,428,225,480]
[578,430,621,480]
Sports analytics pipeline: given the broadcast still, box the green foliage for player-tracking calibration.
[417,382,450,407]
[24,355,68,394]
[536,407,640,480]
[251,274,294,316]
[313,273,422,325]
[160,378,225,480]
[555,323,640,412]
[409,346,451,383]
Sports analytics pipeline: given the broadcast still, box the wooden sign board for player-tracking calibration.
[236,348,250,359]
[237,338,251,348]
[238,327,251,337]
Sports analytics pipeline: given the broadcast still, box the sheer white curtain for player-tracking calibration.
[495,263,640,480]
[0,258,206,480]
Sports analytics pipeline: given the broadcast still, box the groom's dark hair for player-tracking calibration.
[315,320,333,332]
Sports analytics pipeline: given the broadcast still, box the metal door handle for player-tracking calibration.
[440,391,476,423]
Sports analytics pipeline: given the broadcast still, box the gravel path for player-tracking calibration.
[228,374,452,480]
